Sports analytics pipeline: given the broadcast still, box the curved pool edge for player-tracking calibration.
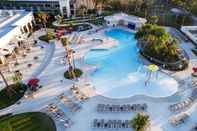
[83,27,180,100]
[94,90,182,103]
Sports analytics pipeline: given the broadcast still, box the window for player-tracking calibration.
[45,4,51,7]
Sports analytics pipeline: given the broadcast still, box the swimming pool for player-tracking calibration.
[85,28,178,98]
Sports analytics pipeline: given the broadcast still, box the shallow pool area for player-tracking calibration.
[85,29,178,98]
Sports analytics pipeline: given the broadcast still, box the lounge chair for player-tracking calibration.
[126,104,130,112]
[93,119,98,128]
[117,120,122,128]
[142,103,148,111]
[125,120,130,128]
[112,120,116,128]
[105,104,110,112]
[122,121,126,128]
[112,105,116,112]
[170,113,189,126]
[97,104,104,112]
[97,122,101,128]
[108,120,113,128]
[109,106,113,112]
[104,122,108,128]
[100,119,104,128]
[117,105,120,112]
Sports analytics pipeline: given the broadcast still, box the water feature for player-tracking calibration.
[85,28,178,98]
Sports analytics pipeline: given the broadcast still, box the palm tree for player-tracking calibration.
[131,0,144,13]
[78,5,88,17]
[46,31,54,43]
[36,12,49,31]
[55,15,64,24]
[0,71,9,88]
[136,24,180,62]
[0,71,16,97]
[131,113,150,131]
[93,0,108,14]
[141,0,154,18]
[61,38,76,80]
[149,15,159,24]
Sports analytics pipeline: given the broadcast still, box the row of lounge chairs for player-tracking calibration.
[46,103,73,128]
[97,103,147,113]
[169,88,197,112]
[93,119,130,129]
[58,94,81,112]
[70,85,88,102]
[169,113,189,126]
[169,98,193,112]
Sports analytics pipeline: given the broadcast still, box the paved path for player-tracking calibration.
[0,27,197,131]
[29,43,55,79]
[0,38,73,115]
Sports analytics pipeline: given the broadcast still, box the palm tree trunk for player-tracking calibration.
[44,23,47,32]
[0,71,13,97]
[13,50,19,65]
[0,71,9,87]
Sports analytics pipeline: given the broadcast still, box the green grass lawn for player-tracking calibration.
[0,83,27,110]
[0,112,56,131]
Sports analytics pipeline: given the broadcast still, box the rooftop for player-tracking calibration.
[104,13,147,24]
[0,10,31,39]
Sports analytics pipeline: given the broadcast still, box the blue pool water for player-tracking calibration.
[85,29,178,98]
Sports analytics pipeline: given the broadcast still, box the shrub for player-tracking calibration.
[38,32,55,43]
[0,83,27,110]
[131,113,150,131]
[64,68,83,79]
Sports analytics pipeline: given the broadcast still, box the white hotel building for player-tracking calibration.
[0,0,94,17]
[0,10,34,64]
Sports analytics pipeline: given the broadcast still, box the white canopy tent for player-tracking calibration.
[104,13,147,30]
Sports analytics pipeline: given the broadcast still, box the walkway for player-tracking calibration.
[29,43,55,79]
[0,27,197,131]
[0,38,73,115]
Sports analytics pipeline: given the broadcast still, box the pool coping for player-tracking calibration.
[77,27,184,102]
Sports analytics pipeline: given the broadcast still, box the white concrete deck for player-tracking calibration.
[0,27,196,131]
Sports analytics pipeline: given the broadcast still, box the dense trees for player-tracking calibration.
[136,24,180,63]
[92,0,109,14]
[107,0,155,18]
[36,12,49,30]
[136,24,189,70]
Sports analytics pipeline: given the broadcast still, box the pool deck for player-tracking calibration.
[0,27,196,131]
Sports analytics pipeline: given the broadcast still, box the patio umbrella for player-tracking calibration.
[145,64,159,86]
[192,67,197,73]
[147,64,159,72]
[28,78,39,90]
[192,67,197,77]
